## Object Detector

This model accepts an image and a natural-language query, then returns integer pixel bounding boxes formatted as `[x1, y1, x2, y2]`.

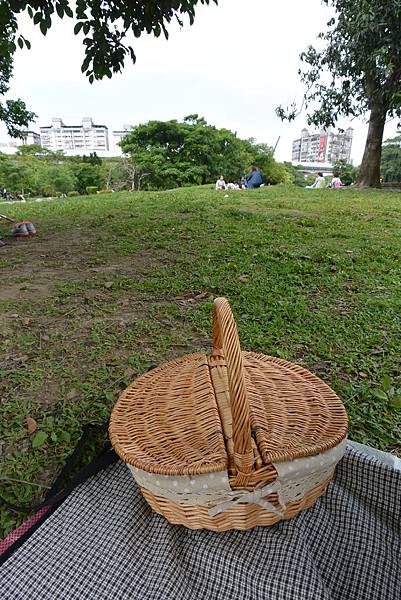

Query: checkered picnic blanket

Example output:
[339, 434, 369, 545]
[1, 445, 400, 600]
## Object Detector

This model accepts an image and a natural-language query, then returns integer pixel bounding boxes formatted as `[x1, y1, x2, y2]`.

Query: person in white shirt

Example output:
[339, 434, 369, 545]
[215, 176, 226, 191]
[306, 172, 326, 189]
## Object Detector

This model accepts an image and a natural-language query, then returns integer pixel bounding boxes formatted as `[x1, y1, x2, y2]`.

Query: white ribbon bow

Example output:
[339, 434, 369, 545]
[208, 480, 286, 518]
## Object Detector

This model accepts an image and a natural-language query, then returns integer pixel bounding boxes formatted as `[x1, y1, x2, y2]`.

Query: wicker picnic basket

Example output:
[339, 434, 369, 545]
[109, 298, 348, 531]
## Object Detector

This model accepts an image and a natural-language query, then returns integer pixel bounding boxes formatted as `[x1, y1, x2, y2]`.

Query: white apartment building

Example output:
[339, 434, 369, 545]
[21, 131, 41, 146]
[292, 127, 353, 164]
[112, 126, 133, 147]
[40, 118, 109, 152]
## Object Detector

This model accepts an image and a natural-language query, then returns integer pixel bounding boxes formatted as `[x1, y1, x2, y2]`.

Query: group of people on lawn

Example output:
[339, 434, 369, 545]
[216, 167, 344, 191]
[306, 172, 344, 189]
[215, 166, 264, 191]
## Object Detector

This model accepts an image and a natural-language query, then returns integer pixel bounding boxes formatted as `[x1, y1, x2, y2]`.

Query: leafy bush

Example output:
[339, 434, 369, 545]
[305, 174, 319, 186]
[332, 160, 359, 185]
[253, 154, 293, 185]
[381, 138, 401, 182]
[98, 189, 113, 194]
[284, 162, 308, 187]
[86, 186, 99, 195]
[68, 191, 79, 197]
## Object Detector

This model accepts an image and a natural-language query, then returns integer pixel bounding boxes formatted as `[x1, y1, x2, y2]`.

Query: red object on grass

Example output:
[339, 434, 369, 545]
[0, 508, 49, 556]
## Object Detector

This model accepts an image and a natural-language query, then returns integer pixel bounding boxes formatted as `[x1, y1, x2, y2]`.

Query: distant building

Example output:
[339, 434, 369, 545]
[21, 131, 41, 146]
[40, 118, 109, 152]
[112, 126, 133, 149]
[292, 128, 353, 164]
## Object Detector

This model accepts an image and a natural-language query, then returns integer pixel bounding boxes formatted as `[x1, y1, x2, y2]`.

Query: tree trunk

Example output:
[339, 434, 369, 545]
[357, 104, 387, 187]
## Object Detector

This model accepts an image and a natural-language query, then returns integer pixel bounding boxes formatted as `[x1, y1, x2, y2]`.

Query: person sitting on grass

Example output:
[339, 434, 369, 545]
[215, 175, 226, 191]
[245, 166, 263, 189]
[306, 172, 326, 189]
[330, 172, 343, 188]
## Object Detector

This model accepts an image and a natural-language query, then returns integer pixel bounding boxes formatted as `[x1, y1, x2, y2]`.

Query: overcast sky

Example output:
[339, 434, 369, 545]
[4, 0, 399, 162]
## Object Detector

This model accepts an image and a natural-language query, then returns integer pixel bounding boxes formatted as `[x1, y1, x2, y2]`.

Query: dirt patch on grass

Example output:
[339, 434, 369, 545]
[1, 228, 176, 303]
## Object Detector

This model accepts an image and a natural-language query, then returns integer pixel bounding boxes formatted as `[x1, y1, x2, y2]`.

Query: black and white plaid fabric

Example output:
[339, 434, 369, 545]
[1, 446, 400, 600]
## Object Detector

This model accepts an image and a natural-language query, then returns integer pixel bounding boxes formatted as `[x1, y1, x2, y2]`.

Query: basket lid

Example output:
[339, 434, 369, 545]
[109, 298, 348, 478]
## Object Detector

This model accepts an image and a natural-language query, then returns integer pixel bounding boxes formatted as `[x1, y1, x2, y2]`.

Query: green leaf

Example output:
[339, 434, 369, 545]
[371, 389, 388, 401]
[60, 431, 71, 443]
[64, 5, 74, 18]
[32, 431, 48, 448]
[39, 21, 48, 36]
[56, 3, 64, 18]
[17, 38, 23, 49]
[74, 22, 83, 35]
[33, 12, 42, 25]
[381, 375, 392, 392]
[390, 396, 401, 410]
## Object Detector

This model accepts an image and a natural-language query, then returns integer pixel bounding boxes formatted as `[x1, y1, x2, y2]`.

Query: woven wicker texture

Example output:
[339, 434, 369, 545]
[109, 297, 348, 530]
[140, 477, 331, 532]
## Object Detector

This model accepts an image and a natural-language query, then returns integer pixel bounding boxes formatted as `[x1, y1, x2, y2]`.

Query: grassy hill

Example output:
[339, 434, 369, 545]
[1, 185, 400, 534]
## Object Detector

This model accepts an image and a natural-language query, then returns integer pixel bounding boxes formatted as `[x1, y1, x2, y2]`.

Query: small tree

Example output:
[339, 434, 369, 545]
[277, 0, 401, 188]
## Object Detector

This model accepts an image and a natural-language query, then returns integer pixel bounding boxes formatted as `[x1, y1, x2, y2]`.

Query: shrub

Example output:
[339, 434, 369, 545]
[98, 189, 113, 194]
[86, 186, 99, 195]
[68, 191, 79, 197]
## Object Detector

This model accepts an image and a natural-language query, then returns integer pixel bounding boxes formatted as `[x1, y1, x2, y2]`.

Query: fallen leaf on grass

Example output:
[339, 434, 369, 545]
[391, 396, 401, 410]
[32, 431, 48, 449]
[238, 274, 249, 283]
[124, 367, 136, 378]
[21, 317, 31, 327]
[104, 281, 114, 289]
[27, 416, 37, 434]
[66, 389, 79, 400]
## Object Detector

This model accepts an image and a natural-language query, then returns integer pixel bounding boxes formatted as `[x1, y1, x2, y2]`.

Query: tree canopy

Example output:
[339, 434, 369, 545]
[119, 116, 293, 190]
[0, 1, 217, 136]
[277, 0, 401, 187]
[119, 116, 255, 189]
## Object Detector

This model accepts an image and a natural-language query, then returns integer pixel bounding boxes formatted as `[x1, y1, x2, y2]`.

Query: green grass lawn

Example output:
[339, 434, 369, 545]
[1, 185, 400, 536]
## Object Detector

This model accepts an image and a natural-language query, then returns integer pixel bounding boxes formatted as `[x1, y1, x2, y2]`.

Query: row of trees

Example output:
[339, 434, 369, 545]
[0, 117, 297, 196]
[2, 1, 401, 188]
[0, 147, 104, 196]
[2, 115, 397, 196]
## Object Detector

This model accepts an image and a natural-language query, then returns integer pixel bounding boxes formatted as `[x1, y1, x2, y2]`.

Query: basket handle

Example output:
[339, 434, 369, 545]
[212, 298, 254, 476]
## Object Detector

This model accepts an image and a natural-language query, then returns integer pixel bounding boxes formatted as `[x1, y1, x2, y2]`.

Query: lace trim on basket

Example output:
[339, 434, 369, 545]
[128, 438, 347, 516]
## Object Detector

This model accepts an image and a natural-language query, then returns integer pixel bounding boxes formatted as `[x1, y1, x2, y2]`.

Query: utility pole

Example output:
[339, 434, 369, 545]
[272, 136, 281, 156]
